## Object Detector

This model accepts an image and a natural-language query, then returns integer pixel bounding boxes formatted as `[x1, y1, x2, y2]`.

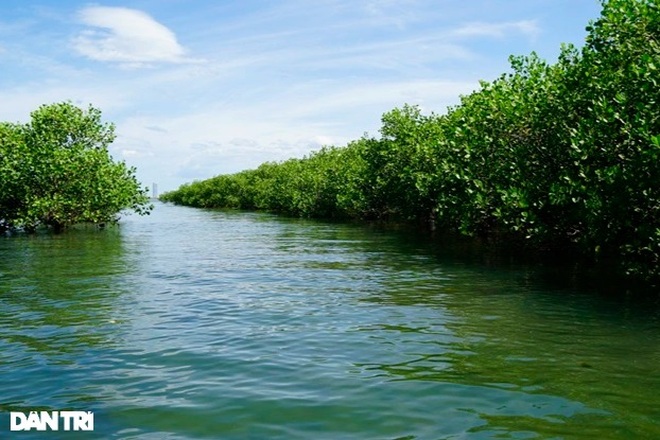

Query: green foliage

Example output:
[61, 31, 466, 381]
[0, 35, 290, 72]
[0, 102, 152, 232]
[161, 0, 660, 283]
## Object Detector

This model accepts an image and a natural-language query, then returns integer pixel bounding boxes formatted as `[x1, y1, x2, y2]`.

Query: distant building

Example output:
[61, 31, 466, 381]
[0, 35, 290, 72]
[152, 183, 158, 199]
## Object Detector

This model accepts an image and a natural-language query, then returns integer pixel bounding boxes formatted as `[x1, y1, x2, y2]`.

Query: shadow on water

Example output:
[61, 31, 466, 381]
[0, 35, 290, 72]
[0, 226, 134, 413]
[312, 225, 660, 439]
[247, 213, 660, 439]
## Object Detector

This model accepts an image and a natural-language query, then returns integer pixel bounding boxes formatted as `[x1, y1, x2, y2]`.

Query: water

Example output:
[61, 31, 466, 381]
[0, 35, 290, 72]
[0, 202, 658, 439]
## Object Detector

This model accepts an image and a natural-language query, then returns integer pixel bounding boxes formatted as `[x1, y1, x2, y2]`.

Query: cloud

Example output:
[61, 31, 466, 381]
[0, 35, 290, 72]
[0, 84, 132, 123]
[105, 74, 477, 192]
[453, 20, 540, 39]
[120, 149, 140, 157]
[73, 6, 191, 65]
[363, 0, 419, 29]
[271, 79, 477, 122]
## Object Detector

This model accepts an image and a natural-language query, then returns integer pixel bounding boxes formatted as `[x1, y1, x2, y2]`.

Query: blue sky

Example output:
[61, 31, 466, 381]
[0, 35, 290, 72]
[1, 0, 603, 193]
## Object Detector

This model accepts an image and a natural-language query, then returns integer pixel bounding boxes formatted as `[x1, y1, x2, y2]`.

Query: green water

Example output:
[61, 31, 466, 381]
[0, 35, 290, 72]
[0, 203, 658, 439]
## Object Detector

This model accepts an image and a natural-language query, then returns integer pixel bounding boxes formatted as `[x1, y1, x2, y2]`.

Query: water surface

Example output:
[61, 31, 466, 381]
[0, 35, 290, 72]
[0, 202, 658, 439]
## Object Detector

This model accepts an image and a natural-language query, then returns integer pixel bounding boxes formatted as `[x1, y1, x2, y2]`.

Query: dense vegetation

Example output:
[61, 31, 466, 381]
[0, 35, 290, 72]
[161, 0, 660, 282]
[0, 102, 152, 232]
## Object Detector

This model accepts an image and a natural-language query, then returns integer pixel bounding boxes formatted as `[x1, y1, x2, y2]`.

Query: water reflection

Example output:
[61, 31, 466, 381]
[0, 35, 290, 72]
[344, 236, 660, 438]
[1, 204, 658, 439]
[0, 227, 133, 411]
[259, 217, 660, 438]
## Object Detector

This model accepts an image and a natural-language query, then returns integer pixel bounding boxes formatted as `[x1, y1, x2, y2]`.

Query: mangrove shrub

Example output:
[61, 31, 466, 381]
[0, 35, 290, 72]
[161, 0, 660, 282]
[0, 102, 152, 232]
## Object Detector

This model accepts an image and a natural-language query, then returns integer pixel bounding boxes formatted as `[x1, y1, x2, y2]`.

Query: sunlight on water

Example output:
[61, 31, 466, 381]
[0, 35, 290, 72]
[0, 202, 658, 439]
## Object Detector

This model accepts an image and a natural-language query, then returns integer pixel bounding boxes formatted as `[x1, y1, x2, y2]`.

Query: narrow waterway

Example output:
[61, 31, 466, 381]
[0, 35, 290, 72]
[0, 202, 658, 439]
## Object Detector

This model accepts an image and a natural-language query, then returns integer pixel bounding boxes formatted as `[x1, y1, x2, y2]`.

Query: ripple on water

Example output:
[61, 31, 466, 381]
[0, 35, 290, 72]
[0, 204, 658, 439]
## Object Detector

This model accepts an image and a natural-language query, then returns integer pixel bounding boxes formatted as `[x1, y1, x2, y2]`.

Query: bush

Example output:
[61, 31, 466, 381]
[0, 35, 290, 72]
[0, 102, 152, 232]
[160, 0, 660, 282]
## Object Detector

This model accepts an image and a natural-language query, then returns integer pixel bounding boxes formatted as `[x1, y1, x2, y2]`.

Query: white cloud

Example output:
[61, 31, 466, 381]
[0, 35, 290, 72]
[363, 0, 419, 29]
[106, 76, 477, 191]
[120, 149, 140, 157]
[453, 20, 540, 39]
[270, 79, 477, 122]
[73, 6, 191, 65]
[0, 84, 132, 123]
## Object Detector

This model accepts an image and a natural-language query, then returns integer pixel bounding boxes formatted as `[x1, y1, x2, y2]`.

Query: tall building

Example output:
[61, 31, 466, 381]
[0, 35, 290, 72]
[152, 183, 158, 199]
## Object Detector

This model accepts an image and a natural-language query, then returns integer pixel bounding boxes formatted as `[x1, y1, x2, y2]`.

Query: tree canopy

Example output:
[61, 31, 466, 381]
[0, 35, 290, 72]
[0, 102, 152, 232]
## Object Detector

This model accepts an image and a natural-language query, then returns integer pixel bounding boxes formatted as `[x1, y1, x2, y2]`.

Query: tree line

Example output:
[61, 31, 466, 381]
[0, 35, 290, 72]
[0, 102, 152, 233]
[161, 0, 660, 282]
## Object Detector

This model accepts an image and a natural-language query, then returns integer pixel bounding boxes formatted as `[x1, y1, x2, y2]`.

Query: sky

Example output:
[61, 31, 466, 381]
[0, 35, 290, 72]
[0, 0, 603, 193]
